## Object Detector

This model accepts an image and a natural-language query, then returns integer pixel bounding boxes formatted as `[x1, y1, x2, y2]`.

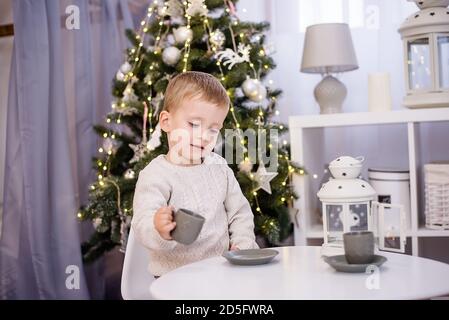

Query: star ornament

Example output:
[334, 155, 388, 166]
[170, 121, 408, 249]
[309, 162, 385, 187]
[254, 165, 278, 194]
[129, 143, 148, 163]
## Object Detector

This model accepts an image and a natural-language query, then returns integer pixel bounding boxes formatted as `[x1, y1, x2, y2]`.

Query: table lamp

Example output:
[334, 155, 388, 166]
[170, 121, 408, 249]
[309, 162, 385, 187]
[301, 23, 359, 114]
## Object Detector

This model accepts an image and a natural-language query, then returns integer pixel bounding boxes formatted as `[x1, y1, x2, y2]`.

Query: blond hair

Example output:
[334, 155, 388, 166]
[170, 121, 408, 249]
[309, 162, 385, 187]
[163, 71, 230, 112]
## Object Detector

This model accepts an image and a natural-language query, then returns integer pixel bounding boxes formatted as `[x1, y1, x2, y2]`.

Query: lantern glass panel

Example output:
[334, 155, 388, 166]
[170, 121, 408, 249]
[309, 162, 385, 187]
[381, 206, 403, 251]
[407, 38, 431, 90]
[326, 204, 343, 244]
[437, 35, 449, 89]
[348, 203, 369, 232]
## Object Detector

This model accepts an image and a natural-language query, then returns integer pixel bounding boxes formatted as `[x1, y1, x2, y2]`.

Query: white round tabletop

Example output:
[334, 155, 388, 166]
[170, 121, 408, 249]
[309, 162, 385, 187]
[150, 246, 449, 300]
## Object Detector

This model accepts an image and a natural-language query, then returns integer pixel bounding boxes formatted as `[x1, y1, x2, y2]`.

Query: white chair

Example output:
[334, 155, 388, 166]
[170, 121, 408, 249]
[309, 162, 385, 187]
[121, 226, 155, 300]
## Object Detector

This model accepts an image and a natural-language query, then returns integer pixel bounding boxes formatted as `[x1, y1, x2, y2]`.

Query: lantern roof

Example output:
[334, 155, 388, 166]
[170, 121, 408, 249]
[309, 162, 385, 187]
[413, 0, 449, 10]
[329, 156, 363, 168]
[398, 7, 449, 38]
[329, 155, 364, 179]
[317, 178, 376, 202]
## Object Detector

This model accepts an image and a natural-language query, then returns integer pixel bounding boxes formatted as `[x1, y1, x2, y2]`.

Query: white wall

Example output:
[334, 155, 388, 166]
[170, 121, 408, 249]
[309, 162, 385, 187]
[237, 0, 417, 120]
[0, 0, 13, 232]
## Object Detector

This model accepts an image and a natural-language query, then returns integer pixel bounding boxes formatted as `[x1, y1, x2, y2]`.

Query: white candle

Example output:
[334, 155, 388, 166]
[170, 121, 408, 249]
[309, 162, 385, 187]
[368, 72, 392, 112]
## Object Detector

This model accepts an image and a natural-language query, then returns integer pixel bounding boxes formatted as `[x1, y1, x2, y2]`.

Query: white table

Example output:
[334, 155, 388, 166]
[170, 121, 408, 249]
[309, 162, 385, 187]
[150, 246, 449, 300]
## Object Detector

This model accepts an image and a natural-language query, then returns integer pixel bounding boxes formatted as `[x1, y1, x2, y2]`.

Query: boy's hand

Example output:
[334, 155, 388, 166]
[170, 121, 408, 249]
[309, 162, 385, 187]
[154, 206, 176, 240]
[230, 244, 239, 251]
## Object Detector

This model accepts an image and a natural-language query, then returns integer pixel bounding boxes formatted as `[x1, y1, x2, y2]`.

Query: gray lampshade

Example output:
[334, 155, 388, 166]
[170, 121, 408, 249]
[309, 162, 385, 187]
[301, 23, 359, 74]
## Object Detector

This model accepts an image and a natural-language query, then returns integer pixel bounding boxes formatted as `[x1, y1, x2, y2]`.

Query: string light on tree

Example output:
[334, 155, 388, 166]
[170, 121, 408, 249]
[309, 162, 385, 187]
[162, 46, 181, 66]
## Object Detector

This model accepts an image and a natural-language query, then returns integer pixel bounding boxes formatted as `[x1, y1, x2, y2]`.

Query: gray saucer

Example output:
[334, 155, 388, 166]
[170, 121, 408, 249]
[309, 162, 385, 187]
[222, 249, 279, 266]
[323, 255, 387, 273]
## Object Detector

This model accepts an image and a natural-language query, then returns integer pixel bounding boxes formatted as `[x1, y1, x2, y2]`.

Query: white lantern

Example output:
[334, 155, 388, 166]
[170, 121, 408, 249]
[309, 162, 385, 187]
[398, 1, 449, 108]
[317, 156, 407, 256]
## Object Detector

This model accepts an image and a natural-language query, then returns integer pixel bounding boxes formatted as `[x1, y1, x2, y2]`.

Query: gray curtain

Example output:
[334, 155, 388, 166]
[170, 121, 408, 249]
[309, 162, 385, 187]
[0, 0, 136, 299]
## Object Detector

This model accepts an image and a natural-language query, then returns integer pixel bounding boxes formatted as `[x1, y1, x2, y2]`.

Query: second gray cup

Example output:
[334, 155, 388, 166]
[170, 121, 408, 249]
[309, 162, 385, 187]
[343, 231, 375, 264]
[170, 208, 205, 245]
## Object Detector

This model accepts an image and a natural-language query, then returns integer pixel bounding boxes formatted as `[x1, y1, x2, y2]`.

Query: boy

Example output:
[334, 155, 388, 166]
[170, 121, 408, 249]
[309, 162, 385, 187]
[132, 71, 258, 277]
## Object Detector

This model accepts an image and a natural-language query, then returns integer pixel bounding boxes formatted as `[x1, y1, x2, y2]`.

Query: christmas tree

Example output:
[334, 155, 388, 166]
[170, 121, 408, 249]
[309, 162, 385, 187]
[78, 0, 304, 263]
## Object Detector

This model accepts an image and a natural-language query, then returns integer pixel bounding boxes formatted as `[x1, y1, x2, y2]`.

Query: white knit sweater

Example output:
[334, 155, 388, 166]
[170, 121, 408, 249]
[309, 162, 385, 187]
[131, 152, 259, 276]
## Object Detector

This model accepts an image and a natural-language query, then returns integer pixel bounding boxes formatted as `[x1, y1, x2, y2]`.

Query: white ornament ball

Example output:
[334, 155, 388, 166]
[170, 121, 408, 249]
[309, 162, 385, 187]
[210, 29, 226, 48]
[120, 62, 132, 74]
[103, 138, 114, 151]
[234, 87, 244, 98]
[162, 46, 181, 66]
[124, 169, 136, 180]
[242, 78, 260, 99]
[253, 84, 267, 103]
[238, 159, 253, 173]
[242, 78, 267, 102]
[157, 4, 167, 16]
[174, 27, 193, 44]
[116, 70, 125, 81]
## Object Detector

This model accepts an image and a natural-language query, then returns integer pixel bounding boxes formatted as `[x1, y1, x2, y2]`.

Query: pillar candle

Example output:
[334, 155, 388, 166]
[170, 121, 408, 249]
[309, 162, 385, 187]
[368, 72, 392, 112]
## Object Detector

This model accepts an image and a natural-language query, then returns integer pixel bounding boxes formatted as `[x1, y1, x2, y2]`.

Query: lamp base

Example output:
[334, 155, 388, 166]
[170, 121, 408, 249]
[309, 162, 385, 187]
[314, 75, 347, 114]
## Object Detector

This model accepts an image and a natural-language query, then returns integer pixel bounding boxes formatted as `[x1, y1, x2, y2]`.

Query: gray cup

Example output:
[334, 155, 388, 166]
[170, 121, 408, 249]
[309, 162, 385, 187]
[170, 208, 205, 245]
[343, 231, 375, 264]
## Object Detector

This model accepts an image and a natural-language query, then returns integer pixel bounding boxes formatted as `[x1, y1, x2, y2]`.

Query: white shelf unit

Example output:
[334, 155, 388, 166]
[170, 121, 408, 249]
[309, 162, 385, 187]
[289, 108, 449, 257]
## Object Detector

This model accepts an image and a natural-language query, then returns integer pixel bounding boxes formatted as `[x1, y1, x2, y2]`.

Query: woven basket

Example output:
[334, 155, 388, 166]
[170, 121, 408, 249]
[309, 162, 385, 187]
[424, 163, 449, 230]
